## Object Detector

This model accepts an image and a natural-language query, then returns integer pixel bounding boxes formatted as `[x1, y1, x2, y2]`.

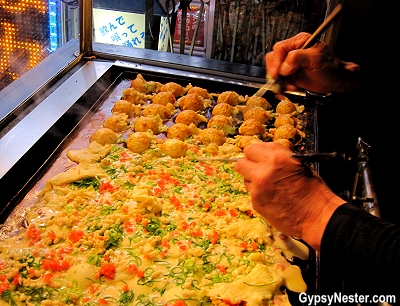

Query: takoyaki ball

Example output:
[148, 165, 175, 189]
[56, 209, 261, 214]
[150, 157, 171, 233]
[273, 138, 294, 151]
[246, 96, 271, 109]
[132, 116, 160, 134]
[103, 113, 129, 132]
[142, 103, 175, 120]
[152, 91, 177, 106]
[274, 114, 295, 128]
[90, 127, 118, 145]
[207, 114, 233, 130]
[160, 82, 188, 97]
[178, 94, 206, 111]
[212, 102, 236, 117]
[187, 86, 212, 99]
[238, 119, 266, 136]
[236, 135, 262, 149]
[243, 107, 271, 124]
[121, 88, 150, 105]
[167, 123, 193, 141]
[175, 110, 207, 126]
[130, 74, 161, 94]
[199, 128, 226, 146]
[111, 100, 141, 117]
[217, 91, 245, 106]
[218, 143, 242, 155]
[276, 98, 297, 114]
[160, 139, 188, 158]
[274, 124, 297, 141]
[126, 132, 151, 153]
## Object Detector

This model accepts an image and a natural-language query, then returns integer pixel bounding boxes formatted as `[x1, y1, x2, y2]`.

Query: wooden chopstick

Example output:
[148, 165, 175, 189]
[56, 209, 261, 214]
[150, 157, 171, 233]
[300, 3, 343, 49]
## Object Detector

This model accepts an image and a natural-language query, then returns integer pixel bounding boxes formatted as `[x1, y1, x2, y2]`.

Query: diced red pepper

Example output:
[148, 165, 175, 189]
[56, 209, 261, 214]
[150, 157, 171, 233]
[98, 262, 116, 280]
[42, 259, 71, 272]
[214, 209, 225, 216]
[170, 195, 182, 210]
[229, 209, 238, 217]
[69, 230, 84, 243]
[0, 282, 10, 295]
[27, 225, 42, 245]
[99, 181, 118, 193]
[209, 230, 219, 245]
[99, 298, 109, 305]
[43, 273, 54, 284]
[216, 264, 227, 274]
[47, 231, 56, 241]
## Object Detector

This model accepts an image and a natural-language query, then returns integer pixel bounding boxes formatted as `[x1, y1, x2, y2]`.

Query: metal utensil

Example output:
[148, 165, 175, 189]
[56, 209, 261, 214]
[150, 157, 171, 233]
[196, 152, 338, 163]
[252, 77, 279, 97]
[252, 3, 343, 97]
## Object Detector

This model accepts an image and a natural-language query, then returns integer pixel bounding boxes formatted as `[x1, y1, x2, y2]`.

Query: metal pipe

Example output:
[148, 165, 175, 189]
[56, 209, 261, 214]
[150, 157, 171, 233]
[79, 0, 93, 56]
[189, 0, 205, 56]
[180, 1, 188, 54]
[230, 0, 239, 62]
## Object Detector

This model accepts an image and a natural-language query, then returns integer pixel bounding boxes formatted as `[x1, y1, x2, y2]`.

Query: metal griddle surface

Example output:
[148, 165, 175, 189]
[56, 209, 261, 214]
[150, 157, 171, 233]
[0, 67, 319, 303]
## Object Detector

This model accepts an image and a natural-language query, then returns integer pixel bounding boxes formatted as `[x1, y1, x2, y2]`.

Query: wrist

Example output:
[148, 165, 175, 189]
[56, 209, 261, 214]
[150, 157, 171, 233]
[301, 194, 346, 251]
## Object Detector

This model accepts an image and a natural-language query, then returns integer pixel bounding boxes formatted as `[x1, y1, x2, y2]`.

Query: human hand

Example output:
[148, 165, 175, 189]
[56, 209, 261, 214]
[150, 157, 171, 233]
[234, 142, 345, 250]
[265, 32, 360, 94]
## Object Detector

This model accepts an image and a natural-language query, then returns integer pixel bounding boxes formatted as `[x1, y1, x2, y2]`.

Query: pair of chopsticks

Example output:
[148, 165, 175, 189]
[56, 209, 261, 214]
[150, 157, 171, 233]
[196, 152, 338, 163]
[253, 3, 343, 97]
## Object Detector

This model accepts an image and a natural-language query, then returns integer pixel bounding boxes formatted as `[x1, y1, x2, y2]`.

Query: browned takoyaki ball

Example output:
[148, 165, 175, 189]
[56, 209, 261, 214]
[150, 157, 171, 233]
[211, 102, 236, 117]
[175, 110, 207, 126]
[236, 135, 263, 149]
[198, 128, 226, 146]
[246, 96, 271, 109]
[217, 91, 245, 106]
[273, 124, 297, 141]
[126, 132, 152, 153]
[273, 138, 294, 151]
[142, 103, 175, 120]
[159, 82, 187, 97]
[243, 107, 271, 124]
[187, 86, 212, 99]
[130, 74, 162, 94]
[121, 88, 150, 105]
[274, 114, 295, 128]
[160, 138, 188, 158]
[207, 114, 233, 130]
[276, 98, 297, 114]
[167, 123, 194, 141]
[132, 116, 160, 134]
[103, 113, 129, 132]
[151, 91, 177, 106]
[90, 127, 118, 145]
[111, 100, 141, 117]
[177, 94, 206, 112]
[238, 119, 266, 136]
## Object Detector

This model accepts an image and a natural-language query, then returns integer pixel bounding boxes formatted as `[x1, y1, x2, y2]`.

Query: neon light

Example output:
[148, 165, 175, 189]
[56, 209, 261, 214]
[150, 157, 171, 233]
[48, 0, 58, 51]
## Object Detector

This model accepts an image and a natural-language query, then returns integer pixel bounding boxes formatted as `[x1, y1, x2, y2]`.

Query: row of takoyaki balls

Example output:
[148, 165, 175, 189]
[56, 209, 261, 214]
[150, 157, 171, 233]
[89, 74, 305, 158]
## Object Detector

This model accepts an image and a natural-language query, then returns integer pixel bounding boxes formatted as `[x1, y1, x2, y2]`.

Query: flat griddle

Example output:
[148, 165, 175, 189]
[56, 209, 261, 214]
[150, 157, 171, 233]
[0, 65, 320, 304]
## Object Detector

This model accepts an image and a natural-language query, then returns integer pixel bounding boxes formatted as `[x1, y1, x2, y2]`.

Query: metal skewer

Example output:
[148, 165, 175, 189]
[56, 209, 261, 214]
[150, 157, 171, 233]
[196, 152, 338, 163]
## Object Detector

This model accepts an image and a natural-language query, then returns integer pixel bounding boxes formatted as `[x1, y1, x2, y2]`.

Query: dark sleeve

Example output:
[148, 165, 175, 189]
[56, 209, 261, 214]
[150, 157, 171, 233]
[320, 203, 400, 297]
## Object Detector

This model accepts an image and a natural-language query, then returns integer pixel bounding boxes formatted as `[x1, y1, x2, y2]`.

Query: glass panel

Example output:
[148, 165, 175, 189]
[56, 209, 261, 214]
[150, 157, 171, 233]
[0, 0, 79, 91]
[92, 0, 326, 67]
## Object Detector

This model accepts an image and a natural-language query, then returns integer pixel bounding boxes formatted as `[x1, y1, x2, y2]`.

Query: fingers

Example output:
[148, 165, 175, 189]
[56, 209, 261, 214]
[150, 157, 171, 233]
[266, 32, 312, 79]
[243, 142, 292, 162]
[234, 142, 294, 183]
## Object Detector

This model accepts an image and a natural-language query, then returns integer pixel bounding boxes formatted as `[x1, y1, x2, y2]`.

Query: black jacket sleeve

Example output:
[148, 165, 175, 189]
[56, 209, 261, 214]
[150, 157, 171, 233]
[320, 203, 400, 298]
